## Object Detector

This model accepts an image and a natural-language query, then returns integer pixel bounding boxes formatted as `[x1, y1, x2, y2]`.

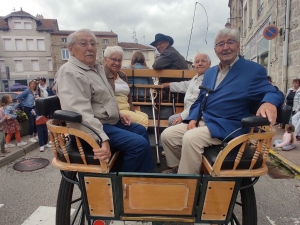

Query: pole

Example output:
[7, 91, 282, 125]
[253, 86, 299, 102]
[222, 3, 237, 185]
[150, 88, 160, 164]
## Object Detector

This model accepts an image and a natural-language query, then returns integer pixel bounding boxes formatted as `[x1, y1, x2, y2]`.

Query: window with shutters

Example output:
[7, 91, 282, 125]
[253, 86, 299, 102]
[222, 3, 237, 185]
[31, 60, 39, 71]
[15, 60, 23, 72]
[0, 60, 5, 72]
[4, 39, 12, 50]
[48, 59, 53, 71]
[26, 39, 34, 51]
[37, 39, 45, 51]
[14, 22, 22, 29]
[15, 39, 23, 51]
[24, 22, 32, 29]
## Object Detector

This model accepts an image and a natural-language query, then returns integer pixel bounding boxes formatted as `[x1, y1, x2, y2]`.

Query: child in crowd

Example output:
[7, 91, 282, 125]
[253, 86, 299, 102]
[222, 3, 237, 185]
[0, 106, 11, 156]
[32, 109, 51, 152]
[2, 94, 27, 148]
[273, 124, 296, 151]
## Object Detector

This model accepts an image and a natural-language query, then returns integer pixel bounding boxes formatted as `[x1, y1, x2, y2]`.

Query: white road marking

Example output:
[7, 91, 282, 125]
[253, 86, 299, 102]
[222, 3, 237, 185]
[0, 204, 3, 208]
[21, 206, 75, 225]
[266, 216, 277, 225]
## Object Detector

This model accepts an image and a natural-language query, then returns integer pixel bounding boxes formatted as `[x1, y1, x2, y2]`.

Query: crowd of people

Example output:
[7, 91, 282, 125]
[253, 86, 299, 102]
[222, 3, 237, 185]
[0, 77, 54, 157]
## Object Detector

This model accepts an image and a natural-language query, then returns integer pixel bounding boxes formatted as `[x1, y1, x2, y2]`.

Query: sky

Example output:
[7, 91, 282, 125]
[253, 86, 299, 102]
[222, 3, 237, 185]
[0, 0, 230, 65]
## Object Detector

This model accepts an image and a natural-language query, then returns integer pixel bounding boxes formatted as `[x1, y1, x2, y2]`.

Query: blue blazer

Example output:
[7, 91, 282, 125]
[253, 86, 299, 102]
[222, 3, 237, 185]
[185, 57, 284, 140]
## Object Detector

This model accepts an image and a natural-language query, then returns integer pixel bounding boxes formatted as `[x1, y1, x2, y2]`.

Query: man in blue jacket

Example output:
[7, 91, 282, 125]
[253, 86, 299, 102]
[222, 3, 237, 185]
[161, 28, 284, 174]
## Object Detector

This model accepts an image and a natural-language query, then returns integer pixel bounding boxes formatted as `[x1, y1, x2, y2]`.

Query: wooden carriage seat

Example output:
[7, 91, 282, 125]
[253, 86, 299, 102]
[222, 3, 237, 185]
[202, 105, 292, 177]
[35, 96, 119, 173]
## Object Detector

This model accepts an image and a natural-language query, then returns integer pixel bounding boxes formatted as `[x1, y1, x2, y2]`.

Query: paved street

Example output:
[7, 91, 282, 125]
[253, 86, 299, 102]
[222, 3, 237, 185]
[0, 145, 300, 225]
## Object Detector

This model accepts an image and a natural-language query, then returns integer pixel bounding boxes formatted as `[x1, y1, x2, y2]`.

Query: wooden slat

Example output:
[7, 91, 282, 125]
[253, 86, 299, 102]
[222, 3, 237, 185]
[201, 181, 235, 220]
[122, 69, 195, 79]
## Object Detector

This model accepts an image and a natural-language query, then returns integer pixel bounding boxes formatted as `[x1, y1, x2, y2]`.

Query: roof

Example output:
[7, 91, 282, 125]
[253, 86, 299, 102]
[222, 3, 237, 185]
[0, 17, 9, 30]
[51, 30, 117, 37]
[118, 42, 155, 50]
[3, 10, 38, 21]
[37, 19, 59, 32]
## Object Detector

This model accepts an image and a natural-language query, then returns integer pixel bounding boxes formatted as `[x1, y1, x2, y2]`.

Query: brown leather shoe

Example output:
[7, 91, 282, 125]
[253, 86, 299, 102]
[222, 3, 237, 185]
[162, 167, 178, 174]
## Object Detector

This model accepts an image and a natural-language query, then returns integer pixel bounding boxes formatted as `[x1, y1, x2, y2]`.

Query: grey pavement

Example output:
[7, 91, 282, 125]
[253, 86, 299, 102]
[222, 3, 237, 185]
[1, 128, 300, 178]
[0, 135, 39, 168]
[270, 125, 300, 178]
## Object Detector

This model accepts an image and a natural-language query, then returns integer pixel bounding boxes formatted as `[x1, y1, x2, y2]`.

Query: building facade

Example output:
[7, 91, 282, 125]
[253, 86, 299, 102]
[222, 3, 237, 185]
[228, 0, 300, 93]
[118, 42, 156, 68]
[51, 30, 118, 76]
[0, 10, 56, 91]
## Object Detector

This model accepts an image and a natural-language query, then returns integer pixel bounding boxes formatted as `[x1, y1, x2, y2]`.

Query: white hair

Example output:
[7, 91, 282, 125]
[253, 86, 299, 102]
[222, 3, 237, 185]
[194, 52, 211, 63]
[67, 29, 97, 46]
[104, 46, 124, 58]
[214, 28, 240, 45]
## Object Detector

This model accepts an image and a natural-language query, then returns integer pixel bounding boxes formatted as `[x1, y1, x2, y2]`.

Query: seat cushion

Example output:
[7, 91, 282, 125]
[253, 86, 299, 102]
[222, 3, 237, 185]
[203, 144, 263, 170]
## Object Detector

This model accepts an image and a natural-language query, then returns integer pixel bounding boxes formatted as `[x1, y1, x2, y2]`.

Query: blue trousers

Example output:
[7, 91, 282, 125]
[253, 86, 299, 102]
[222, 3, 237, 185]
[103, 121, 154, 172]
[36, 124, 48, 147]
[24, 107, 37, 136]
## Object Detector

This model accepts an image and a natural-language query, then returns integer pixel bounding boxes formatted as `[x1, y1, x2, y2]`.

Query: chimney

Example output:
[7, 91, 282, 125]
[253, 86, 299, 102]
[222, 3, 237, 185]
[36, 14, 44, 19]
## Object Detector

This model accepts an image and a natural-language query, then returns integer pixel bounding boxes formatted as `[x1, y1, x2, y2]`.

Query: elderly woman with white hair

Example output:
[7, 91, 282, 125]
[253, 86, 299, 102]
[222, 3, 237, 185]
[54, 29, 154, 172]
[104, 46, 149, 129]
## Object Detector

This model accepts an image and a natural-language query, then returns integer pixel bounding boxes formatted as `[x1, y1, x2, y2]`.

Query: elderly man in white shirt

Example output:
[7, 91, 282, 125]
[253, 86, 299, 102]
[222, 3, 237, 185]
[162, 53, 211, 126]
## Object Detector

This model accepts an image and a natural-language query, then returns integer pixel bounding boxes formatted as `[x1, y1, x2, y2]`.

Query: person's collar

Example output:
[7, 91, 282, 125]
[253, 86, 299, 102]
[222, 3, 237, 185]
[68, 56, 97, 71]
[218, 55, 239, 71]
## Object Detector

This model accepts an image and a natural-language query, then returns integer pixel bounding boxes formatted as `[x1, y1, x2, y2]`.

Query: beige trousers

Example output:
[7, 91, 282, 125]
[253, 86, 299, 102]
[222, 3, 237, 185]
[161, 121, 222, 174]
[120, 110, 149, 129]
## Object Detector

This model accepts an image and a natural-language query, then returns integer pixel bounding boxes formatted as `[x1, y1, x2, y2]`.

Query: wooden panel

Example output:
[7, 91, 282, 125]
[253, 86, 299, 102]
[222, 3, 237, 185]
[122, 69, 195, 79]
[148, 120, 168, 128]
[201, 181, 235, 220]
[122, 177, 197, 215]
[84, 177, 115, 217]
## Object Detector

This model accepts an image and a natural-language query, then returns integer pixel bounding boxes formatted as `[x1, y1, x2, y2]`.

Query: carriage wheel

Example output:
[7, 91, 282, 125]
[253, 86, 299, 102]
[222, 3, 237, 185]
[56, 171, 89, 225]
[228, 177, 257, 225]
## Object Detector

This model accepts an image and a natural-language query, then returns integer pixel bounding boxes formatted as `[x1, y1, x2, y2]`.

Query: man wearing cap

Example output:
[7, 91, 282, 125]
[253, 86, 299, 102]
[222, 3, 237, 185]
[151, 33, 188, 71]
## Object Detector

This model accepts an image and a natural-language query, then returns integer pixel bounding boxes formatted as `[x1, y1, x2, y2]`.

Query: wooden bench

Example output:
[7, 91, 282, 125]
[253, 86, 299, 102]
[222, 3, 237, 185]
[122, 68, 196, 128]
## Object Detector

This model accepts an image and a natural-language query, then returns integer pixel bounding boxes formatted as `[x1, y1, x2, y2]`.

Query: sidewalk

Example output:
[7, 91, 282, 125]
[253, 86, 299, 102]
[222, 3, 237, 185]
[0, 135, 39, 168]
[270, 125, 300, 178]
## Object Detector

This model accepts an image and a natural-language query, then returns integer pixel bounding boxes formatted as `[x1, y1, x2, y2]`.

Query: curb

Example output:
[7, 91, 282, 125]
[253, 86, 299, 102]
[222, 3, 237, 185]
[269, 149, 300, 179]
[0, 142, 39, 168]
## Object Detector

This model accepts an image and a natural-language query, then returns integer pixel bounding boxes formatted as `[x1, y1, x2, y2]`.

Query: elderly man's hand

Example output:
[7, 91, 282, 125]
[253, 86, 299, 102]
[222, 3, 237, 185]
[162, 83, 170, 89]
[93, 140, 111, 163]
[172, 115, 183, 125]
[187, 120, 197, 130]
[256, 102, 277, 125]
[120, 113, 131, 126]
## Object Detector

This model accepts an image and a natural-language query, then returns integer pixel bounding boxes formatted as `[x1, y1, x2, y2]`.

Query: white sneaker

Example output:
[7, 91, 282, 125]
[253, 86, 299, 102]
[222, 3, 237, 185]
[40, 146, 44, 152]
[34, 136, 39, 141]
[29, 138, 37, 143]
[17, 141, 27, 147]
[48, 141, 53, 144]
[5, 143, 16, 148]
[44, 144, 52, 148]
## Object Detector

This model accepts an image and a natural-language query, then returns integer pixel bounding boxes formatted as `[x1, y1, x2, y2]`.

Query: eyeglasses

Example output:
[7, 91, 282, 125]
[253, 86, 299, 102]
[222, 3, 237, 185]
[215, 39, 237, 48]
[195, 59, 208, 63]
[108, 58, 123, 63]
[75, 41, 98, 48]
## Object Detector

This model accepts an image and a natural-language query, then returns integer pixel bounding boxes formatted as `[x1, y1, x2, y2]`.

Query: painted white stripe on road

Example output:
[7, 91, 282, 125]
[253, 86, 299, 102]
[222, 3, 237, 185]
[21, 206, 75, 225]
[0, 204, 3, 208]
[266, 216, 277, 225]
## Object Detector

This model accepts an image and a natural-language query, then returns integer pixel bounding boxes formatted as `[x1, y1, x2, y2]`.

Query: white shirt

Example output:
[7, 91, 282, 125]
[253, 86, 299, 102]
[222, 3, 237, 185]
[170, 73, 204, 120]
[114, 75, 130, 96]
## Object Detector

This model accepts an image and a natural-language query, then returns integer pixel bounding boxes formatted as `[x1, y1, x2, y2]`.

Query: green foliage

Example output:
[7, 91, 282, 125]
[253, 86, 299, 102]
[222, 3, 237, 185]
[16, 109, 28, 122]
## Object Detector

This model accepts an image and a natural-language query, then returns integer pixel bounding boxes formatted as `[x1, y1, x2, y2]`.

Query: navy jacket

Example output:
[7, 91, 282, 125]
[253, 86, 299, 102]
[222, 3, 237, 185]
[185, 57, 284, 140]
